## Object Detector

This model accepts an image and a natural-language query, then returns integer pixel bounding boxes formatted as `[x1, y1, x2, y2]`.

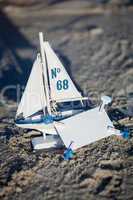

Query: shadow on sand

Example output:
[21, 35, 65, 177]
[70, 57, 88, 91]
[0, 9, 36, 100]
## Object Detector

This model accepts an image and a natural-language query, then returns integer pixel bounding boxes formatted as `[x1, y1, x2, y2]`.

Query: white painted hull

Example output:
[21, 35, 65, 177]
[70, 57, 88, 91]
[16, 122, 57, 135]
[16, 109, 83, 135]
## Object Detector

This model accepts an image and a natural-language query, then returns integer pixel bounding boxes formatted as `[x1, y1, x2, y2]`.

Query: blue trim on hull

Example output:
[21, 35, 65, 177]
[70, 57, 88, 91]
[15, 115, 63, 125]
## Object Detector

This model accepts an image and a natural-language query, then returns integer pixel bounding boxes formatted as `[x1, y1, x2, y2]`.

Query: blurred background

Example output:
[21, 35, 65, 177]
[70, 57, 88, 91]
[0, 0, 133, 106]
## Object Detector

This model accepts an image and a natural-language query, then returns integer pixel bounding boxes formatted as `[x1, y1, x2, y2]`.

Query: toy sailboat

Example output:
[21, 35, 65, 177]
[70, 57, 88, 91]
[15, 32, 117, 150]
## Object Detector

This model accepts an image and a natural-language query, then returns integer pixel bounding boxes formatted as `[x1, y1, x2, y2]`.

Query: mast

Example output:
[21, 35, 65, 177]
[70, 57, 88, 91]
[37, 53, 47, 116]
[39, 32, 51, 115]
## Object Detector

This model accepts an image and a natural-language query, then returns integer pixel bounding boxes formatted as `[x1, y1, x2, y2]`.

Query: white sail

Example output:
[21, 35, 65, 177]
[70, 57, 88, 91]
[43, 42, 82, 102]
[16, 55, 46, 118]
[55, 107, 114, 150]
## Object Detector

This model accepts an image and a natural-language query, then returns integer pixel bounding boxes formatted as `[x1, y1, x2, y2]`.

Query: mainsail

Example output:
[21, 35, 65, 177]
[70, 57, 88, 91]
[16, 55, 46, 118]
[43, 42, 82, 102]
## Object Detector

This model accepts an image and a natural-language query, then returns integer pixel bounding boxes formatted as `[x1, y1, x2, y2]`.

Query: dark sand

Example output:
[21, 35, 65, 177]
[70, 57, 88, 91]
[0, 1, 133, 199]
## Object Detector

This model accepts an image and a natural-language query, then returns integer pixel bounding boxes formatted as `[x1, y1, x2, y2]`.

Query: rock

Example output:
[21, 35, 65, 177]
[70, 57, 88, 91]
[99, 159, 123, 170]
[15, 187, 22, 193]
[94, 169, 113, 180]
[79, 178, 96, 188]
[109, 0, 132, 6]
[80, 169, 113, 194]
[0, 0, 42, 7]
[98, 0, 132, 6]
[89, 27, 104, 37]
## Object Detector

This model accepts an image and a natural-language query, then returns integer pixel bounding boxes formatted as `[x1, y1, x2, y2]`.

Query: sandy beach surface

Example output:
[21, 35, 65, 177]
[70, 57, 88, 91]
[0, 1, 133, 199]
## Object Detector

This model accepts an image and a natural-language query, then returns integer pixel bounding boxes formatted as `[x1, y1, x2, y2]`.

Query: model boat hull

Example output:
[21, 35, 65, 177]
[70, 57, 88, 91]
[15, 109, 83, 134]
